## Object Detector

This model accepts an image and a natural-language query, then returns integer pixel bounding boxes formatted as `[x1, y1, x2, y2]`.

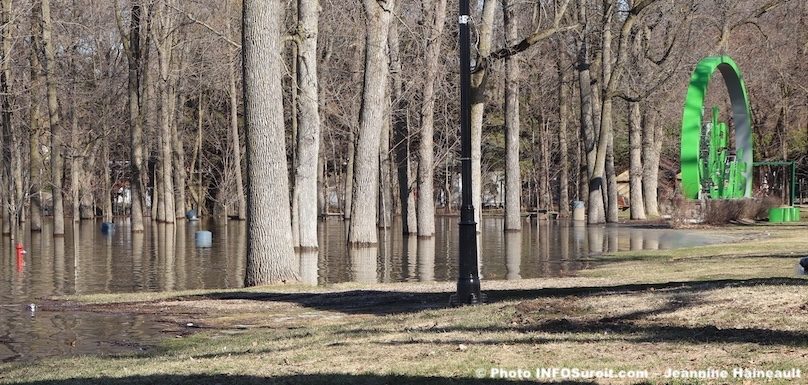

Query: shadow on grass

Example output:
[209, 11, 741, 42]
[183, 277, 808, 315]
[7, 374, 619, 385]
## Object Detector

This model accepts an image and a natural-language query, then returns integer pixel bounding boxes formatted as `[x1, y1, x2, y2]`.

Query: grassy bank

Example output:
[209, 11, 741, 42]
[2, 227, 808, 385]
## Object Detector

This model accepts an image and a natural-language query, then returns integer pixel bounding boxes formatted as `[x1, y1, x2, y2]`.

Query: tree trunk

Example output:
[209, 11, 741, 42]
[154, 0, 175, 224]
[379, 94, 393, 229]
[389, 15, 417, 234]
[628, 101, 646, 220]
[102, 127, 113, 222]
[121, 0, 147, 232]
[416, 0, 447, 237]
[172, 87, 187, 220]
[70, 96, 81, 222]
[503, 0, 522, 232]
[228, 53, 246, 221]
[556, 39, 570, 218]
[470, 0, 498, 232]
[575, 0, 604, 224]
[292, 0, 320, 248]
[41, 0, 65, 236]
[348, 0, 393, 246]
[606, 132, 618, 223]
[29, 8, 43, 231]
[242, 0, 297, 285]
[344, 129, 355, 220]
[642, 111, 661, 217]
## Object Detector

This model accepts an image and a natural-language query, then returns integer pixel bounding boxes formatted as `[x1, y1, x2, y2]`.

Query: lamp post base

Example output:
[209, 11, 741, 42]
[450, 276, 485, 307]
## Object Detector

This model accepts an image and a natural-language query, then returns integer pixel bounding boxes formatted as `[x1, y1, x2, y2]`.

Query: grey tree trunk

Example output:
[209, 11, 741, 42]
[503, 0, 522, 232]
[416, 0, 447, 237]
[154, 0, 175, 224]
[348, 0, 393, 246]
[556, 39, 570, 218]
[41, 0, 64, 236]
[120, 0, 146, 232]
[389, 16, 417, 234]
[102, 128, 113, 222]
[70, 96, 81, 222]
[470, 0, 498, 232]
[606, 133, 618, 223]
[379, 96, 392, 229]
[628, 101, 646, 219]
[172, 86, 187, 220]
[0, 0, 15, 235]
[229, 45, 246, 220]
[243, 0, 298, 285]
[292, 0, 320, 248]
[28, 14, 43, 231]
[642, 111, 661, 217]
[575, 0, 603, 224]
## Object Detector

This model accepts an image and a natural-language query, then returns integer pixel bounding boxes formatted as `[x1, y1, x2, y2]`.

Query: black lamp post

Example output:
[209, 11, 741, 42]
[451, 0, 483, 306]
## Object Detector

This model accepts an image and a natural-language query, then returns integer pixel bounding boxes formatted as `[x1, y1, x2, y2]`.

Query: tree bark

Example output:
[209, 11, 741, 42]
[292, 0, 320, 248]
[154, 0, 175, 224]
[379, 93, 393, 229]
[118, 0, 147, 232]
[348, 0, 393, 246]
[628, 101, 646, 219]
[0, 0, 14, 235]
[470, 0, 498, 232]
[41, 0, 65, 236]
[575, 0, 604, 224]
[416, 0, 447, 237]
[243, 0, 298, 285]
[556, 38, 570, 218]
[503, 0, 522, 232]
[389, 14, 417, 234]
[228, 39, 246, 220]
[29, 5, 44, 231]
[642, 110, 661, 217]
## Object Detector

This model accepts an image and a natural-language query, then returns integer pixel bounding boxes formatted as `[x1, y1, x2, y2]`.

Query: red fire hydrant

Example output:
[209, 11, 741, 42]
[16, 242, 25, 271]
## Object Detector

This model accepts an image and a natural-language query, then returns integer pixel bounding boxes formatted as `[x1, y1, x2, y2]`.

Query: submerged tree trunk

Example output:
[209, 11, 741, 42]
[416, 0, 447, 237]
[154, 0, 175, 224]
[503, 0, 522, 232]
[389, 15, 417, 234]
[628, 101, 646, 220]
[119, 0, 147, 232]
[348, 0, 393, 246]
[243, 0, 297, 285]
[228, 42, 246, 220]
[41, 0, 64, 236]
[292, 0, 320, 248]
[556, 39, 571, 218]
[642, 110, 661, 217]
[29, 13, 44, 231]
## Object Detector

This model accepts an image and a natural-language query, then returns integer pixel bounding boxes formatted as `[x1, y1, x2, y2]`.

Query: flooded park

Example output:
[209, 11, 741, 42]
[0, 217, 735, 363]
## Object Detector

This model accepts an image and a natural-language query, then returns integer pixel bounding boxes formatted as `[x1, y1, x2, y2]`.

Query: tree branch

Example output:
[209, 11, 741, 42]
[166, 3, 241, 49]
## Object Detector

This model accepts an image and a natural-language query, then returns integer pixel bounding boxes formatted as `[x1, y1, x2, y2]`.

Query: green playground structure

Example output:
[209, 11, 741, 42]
[679, 55, 800, 222]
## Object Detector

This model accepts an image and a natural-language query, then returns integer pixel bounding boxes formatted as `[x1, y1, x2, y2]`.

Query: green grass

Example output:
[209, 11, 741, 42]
[3, 226, 808, 385]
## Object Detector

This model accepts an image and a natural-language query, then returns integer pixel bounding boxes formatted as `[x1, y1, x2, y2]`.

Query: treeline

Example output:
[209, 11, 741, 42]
[0, 0, 806, 282]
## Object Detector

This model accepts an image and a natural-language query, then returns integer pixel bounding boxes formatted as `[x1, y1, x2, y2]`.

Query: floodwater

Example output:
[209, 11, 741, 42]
[0, 217, 732, 362]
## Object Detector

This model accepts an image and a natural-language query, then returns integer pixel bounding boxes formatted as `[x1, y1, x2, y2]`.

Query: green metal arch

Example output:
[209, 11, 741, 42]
[680, 55, 754, 199]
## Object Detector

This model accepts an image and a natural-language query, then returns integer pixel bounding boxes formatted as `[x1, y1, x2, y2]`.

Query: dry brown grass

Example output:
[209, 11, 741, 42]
[3, 228, 808, 385]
